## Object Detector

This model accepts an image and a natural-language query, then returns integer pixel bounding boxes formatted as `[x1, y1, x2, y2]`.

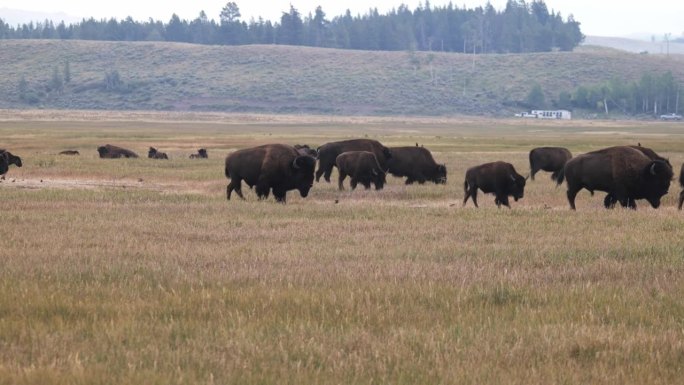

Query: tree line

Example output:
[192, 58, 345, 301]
[0, 0, 583, 53]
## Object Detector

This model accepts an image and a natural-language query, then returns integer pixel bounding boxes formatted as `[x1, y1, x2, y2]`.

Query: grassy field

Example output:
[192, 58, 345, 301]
[1, 110, 684, 384]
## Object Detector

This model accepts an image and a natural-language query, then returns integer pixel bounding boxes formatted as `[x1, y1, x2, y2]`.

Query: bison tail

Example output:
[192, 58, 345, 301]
[555, 167, 565, 186]
[224, 163, 231, 180]
[463, 179, 470, 194]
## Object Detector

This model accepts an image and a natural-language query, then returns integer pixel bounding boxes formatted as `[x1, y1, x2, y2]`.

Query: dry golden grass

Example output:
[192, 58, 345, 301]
[1, 110, 684, 384]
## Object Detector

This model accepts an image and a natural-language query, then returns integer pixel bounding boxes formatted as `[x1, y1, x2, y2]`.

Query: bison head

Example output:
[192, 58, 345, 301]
[382, 146, 392, 160]
[5, 152, 22, 167]
[510, 173, 527, 201]
[371, 168, 386, 190]
[642, 160, 673, 208]
[148, 147, 158, 158]
[292, 155, 316, 197]
[97, 146, 109, 158]
[433, 164, 447, 184]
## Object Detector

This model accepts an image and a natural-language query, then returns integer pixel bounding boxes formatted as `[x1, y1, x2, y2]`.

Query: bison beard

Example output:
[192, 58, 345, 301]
[225, 144, 316, 203]
[557, 146, 673, 210]
[463, 161, 527, 208]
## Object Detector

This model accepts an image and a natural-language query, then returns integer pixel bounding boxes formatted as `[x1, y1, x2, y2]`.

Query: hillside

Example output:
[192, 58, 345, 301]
[583, 36, 684, 55]
[1, 40, 683, 116]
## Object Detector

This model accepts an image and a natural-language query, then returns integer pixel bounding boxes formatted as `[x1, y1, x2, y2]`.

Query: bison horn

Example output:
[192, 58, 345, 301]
[650, 163, 657, 175]
[372, 169, 378, 176]
[510, 174, 516, 181]
[525, 174, 530, 181]
[292, 158, 300, 169]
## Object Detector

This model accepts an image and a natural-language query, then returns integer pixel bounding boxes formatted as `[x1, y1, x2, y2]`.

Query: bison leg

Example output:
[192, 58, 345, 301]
[405, 177, 415, 185]
[227, 179, 244, 200]
[273, 189, 286, 203]
[470, 189, 479, 208]
[499, 195, 511, 208]
[566, 186, 579, 210]
[603, 193, 617, 209]
[350, 178, 358, 190]
[255, 184, 270, 200]
[679, 190, 684, 210]
[338, 171, 347, 190]
[315, 167, 325, 182]
[323, 167, 334, 183]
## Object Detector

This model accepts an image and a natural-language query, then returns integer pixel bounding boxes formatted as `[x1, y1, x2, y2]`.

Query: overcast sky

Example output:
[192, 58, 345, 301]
[1, 0, 683, 38]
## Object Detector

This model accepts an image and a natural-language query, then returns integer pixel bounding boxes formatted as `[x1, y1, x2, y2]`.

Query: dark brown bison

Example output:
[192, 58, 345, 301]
[190, 148, 208, 159]
[316, 139, 391, 183]
[678, 163, 684, 210]
[59, 150, 80, 155]
[224, 144, 316, 203]
[148, 147, 169, 159]
[463, 161, 527, 208]
[529, 146, 572, 181]
[294, 144, 318, 158]
[97, 144, 138, 159]
[386, 146, 447, 185]
[603, 145, 672, 208]
[335, 151, 386, 190]
[0, 150, 22, 180]
[557, 146, 673, 210]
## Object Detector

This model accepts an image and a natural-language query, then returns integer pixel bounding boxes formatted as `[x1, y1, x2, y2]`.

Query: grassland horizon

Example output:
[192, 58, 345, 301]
[1, 110, 684, 384]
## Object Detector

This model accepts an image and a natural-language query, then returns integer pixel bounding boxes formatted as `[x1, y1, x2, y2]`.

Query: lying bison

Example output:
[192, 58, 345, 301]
[316, 139, 391, 183]
[190, 148, 208, 159]
[225, 144, 316, 203]
[529, 146, 572, 181]
[463, 161, 527, 208]
[603, 145, 672, 209]
[97, 144, 138, 158]
[386, 146, 446, 185]
[148, 147, 169, 159]
[0, 150, 22, 180]
[335, 151, 386, 190]
[59, 150, 80, 155]
[557, 146, 672, 210]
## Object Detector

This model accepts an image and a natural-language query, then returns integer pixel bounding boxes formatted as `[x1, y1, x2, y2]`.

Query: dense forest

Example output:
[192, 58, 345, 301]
[0, 0, 584, 53]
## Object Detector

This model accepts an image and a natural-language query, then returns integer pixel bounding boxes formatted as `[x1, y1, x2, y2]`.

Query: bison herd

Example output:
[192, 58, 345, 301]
[2, 140, 684, 211]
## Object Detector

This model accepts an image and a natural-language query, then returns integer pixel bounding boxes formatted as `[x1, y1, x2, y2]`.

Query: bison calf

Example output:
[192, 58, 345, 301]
[316, 139, 391, 183]
[225, 144, 316, 203]
[463, 161, 527, 208]
[335, 151, 386, 191]
[190, 148, 208, 159]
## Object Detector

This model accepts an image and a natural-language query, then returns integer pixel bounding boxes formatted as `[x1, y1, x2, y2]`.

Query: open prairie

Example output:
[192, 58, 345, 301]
[1, 110, 684, 384]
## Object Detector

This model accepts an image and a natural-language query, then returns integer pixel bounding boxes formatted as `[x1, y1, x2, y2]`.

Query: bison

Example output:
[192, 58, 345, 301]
[294, 144, 318, 158]
[529, 146, 572, 181]
[386, 146, 447, 185]
[603, 145, 672, 208]
[224, 144, 316, 203]
[335, 151, 386, 191]
[97, 144, 138, 159]
[463, 161, 527, 208]
[0, 150, 22, 180]
[315, 139, 391, 183]
[59, 150, 80, 155]
[190, 148, 208, 159]
[557, 146, 673, 210]
[148, 147, 169, 159]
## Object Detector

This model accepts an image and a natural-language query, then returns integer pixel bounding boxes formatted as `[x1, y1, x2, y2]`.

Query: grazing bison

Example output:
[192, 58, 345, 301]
[97, 144, 138, 159]
[224, 144, 316, 203]
[603, 145, 672, 208]
[335, 151, 386, 190]
[294, 144, 318, 158]
[316, 139, 391, 183]
[386, 146, 446, 185]
[529, 147, 572, 181]
[0, 150, 22, 180]
[678, 163, 684, 210]
[190, 148, 208, 159]
[463, 161, 527, 208]
[557, 146, 673, 210]
[148, 147, 169, 159]
[59, 150, 80, 155]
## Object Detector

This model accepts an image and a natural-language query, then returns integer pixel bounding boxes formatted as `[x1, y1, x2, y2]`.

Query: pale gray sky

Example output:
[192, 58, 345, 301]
[1, 0, 683, 38]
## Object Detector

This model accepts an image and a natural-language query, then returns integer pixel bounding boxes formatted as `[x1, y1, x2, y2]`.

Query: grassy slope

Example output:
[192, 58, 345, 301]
[1, 40, 683, 116]
[1, 111, 684, 384]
